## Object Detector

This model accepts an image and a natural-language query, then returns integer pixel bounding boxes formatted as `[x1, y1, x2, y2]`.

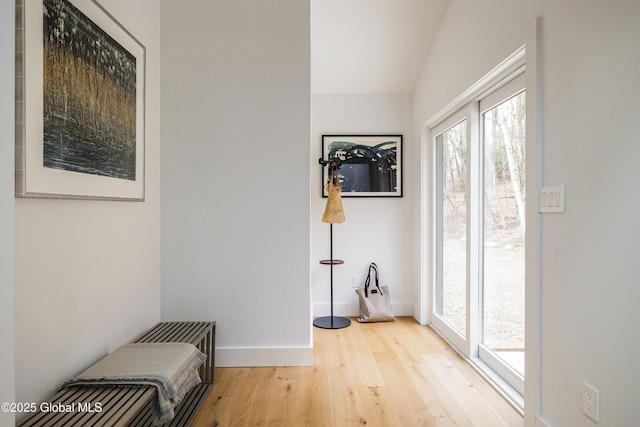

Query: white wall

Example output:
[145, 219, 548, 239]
[311, 94, 414, 317]
[14, 0, 161, 410]
[414, 0, 640, 426]
[537, 2, 640, 425]
[0, 0, 15, 425]
[160, 0, 312, 366]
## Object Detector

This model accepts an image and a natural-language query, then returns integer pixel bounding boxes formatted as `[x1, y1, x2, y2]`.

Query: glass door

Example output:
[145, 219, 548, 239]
[436, 120, 468, 338]
[431, 73, 526, 397]
[479, 78, 526, 394]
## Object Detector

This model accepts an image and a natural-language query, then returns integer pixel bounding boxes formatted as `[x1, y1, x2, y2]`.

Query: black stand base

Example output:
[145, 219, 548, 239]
[313, 316, 351, 329]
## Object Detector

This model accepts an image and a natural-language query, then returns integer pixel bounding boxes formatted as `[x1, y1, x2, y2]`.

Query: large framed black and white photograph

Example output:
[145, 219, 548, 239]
[15, 0, 145, 200]
[322, 135, 402, 197]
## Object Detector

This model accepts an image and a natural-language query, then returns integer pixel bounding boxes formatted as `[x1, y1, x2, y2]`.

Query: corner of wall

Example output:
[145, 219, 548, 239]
[1, 0, 16, 424]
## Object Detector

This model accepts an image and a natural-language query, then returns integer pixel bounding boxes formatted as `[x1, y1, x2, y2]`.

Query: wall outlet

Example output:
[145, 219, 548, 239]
[582, 382, 600, 422]
[352, 274, 362, 288]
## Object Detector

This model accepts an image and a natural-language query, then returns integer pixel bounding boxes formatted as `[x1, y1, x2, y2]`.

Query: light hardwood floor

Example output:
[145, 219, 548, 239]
[191, 317, 524, 426]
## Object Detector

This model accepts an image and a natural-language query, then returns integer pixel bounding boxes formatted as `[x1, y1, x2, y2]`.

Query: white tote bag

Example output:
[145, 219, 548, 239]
[355, 263, 395, 323]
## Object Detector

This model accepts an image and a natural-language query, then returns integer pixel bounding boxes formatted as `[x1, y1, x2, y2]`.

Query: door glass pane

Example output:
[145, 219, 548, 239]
[437, 120, 467, 336]
[482, 91, 525, 375]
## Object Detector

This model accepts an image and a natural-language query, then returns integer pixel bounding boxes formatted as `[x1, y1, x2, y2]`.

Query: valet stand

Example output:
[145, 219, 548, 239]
[314, 158, 351, 330]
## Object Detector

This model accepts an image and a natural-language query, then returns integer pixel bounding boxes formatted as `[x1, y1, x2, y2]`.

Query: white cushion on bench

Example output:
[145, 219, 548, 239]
[62, 342, 206, 424]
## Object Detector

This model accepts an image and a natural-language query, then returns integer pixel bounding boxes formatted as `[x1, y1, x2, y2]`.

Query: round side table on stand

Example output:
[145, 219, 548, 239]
[313, 255, 351, 329]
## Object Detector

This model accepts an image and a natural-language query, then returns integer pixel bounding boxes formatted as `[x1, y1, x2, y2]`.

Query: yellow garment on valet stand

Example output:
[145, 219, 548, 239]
[322, 168, 345, 224]
[315, 162, 351, 329]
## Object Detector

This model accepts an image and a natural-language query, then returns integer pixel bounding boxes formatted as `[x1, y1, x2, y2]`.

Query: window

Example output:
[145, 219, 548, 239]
[435, 118, 468, 338]
[428, 61, 528, 407]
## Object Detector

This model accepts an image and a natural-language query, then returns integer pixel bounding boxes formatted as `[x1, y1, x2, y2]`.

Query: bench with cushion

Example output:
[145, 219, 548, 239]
[18, 321, 215, 427]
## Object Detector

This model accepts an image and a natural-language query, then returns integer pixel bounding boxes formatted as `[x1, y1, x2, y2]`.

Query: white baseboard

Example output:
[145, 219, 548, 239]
[313, 301, 413, 317]
[536, 415, 553, 427]
[215, 303, 412, 368]
[215, 346, 313, 367]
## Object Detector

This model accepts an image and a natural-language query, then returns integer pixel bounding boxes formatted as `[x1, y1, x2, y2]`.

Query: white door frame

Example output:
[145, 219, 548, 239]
[418, 19, 541, 423]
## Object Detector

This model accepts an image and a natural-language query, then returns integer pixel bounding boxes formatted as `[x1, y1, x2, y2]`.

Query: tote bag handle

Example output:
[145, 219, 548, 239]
[364, 262, 383, 297]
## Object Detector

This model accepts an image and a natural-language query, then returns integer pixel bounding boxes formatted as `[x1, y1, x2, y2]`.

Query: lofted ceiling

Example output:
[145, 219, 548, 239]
[311, 0, 450, 94]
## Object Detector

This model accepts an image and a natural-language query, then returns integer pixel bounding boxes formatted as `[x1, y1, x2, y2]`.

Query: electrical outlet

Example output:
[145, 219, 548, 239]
[582, 382, 600, 422]
[352, 274, 362, 288]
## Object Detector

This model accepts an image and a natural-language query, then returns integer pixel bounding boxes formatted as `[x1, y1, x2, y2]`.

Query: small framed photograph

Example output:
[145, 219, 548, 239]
[15, 0, 146, 200]
[322, 135, 402, 197]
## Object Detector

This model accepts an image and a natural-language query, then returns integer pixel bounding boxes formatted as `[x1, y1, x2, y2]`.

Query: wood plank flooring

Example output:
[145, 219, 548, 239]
[191, 317, 523, 426]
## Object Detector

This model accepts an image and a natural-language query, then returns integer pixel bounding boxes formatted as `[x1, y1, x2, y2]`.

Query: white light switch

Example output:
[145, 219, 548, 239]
[540, 185, 565, 213]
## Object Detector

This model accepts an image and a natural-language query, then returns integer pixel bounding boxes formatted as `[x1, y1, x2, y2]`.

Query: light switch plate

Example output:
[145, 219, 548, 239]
[352, 274, 362, 288]
[540, 185, 565, 213]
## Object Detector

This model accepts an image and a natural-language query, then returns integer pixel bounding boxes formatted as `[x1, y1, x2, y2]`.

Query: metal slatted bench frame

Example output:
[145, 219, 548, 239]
[18, 321, 215, 427]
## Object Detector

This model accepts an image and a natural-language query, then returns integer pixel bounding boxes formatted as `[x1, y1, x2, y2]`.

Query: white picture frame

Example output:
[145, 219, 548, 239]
[321, 135, 402, 197]
[15, 0, 145, 200]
